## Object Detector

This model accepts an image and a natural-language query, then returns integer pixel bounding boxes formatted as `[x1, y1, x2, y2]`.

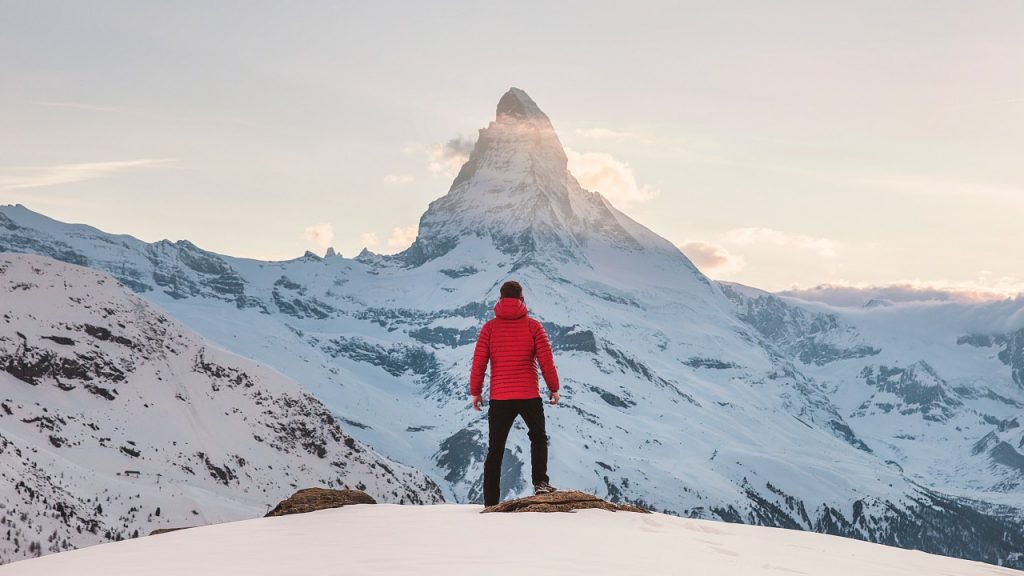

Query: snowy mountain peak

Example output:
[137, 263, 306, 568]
[405, 89, 703, 282]
[447, 87, 568, 193]
[495, 87, 551, 123]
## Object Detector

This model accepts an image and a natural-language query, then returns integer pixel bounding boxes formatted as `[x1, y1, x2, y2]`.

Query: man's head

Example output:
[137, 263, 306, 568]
[500, 280, 523, 300]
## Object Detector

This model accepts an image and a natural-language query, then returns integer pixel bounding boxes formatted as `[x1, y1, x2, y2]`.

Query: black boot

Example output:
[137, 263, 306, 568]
[533, 480, 557, 495]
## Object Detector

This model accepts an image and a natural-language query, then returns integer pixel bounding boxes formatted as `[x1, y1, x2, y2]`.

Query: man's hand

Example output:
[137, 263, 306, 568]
[549, 391, 560, 405]
[471, 395, 483, 411]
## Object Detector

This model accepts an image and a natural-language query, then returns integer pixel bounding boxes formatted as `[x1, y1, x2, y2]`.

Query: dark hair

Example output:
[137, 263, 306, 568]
[500, 280, 523, 299]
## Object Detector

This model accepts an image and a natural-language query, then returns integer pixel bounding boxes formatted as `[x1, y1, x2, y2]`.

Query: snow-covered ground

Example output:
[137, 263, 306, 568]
[2, 504, 1020, 576]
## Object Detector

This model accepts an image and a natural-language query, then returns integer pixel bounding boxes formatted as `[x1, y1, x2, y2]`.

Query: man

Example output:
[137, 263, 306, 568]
[470, 280, 560, 506]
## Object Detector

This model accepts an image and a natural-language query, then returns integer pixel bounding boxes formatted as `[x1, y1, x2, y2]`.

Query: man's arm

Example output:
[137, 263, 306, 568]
[533, 321, 560, 394]
[469, 323, 491, 401]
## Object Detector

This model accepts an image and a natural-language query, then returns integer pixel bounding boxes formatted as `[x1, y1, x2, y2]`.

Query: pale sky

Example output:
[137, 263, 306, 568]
[2, 1, 1022, 295]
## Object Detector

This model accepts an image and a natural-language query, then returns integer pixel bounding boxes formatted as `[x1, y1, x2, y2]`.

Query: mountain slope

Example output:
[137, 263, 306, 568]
[2, 504, 1021, 576]
[0, 254, 442, 563]
[1, 88, 1023, 567]
[720, 284, 1024, 510]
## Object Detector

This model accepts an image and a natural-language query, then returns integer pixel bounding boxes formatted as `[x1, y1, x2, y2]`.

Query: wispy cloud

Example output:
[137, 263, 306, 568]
[722, 227, 839, 258]
[358, 226, 418, 253]
[678, 240, 746, 276]
[0, 158, 177, 191]
[405, 136, 476, 179]
[566, 148, 659, 207]
[359, 232, 380, 250]
[780, 277, 1024, 306]
[387, 225, 418, 250]
[303, 223, 334, 250]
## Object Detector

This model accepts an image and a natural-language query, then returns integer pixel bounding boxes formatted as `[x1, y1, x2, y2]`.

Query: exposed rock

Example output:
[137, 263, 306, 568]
[149, 527, 193, 536]
[720, 284, 881, 366]
[481, 490, 649, 514]
[265, 488, 376, 517]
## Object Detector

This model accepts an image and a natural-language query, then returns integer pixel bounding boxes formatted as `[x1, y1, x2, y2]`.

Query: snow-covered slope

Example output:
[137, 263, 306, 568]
[720, 285, 1024, 509]
[0, 254, 442, 563]
[2, 504, 1021, 576]
[1, 88, 1023, 567]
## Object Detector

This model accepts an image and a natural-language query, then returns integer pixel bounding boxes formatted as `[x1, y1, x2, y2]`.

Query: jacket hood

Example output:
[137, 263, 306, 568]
[494, 297, 528, 320]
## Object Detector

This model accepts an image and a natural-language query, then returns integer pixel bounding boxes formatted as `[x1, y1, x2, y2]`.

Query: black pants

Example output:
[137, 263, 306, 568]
[483, 397, 549, 506]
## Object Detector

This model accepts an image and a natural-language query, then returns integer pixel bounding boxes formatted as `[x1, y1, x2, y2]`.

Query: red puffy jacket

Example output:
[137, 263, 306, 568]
[469, 298, 560, 400]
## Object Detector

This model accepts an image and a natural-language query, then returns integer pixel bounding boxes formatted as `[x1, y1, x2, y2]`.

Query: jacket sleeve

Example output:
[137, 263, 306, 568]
[469, 323, 491, 396]
[532, 321, 560, 392]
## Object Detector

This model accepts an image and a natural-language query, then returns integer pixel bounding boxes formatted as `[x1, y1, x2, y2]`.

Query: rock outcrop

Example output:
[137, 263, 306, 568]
[265, 488, 377, 517]
[149, 527, 192, 536]
[481, 490, 649, 514]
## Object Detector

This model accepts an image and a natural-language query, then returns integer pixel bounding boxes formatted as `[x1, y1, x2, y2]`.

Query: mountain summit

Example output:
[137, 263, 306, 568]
[404, 88, 697, 275]
[495, 86, 551, 121]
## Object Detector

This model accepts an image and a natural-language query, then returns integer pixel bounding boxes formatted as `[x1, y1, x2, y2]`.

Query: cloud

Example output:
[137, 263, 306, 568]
[387, 225, 418, 250]
[441, 136, 475, 158]
[780, 279, 1024, 307]
[383, 174, 414, 185]
[722, 227, 838, 258]
[565, 148, 659, 207]
[356, 226, 417, 254]
[406, 136, 476, 179]
[0, 158, 176, 191]
[303, 223, 335, 249]
[359, 232, 380, 249]
[678, 241, 746, 276]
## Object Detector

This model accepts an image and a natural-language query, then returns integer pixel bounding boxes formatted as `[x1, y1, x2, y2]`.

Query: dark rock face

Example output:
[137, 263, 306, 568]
[270, 275, 335, 319]
[1000, 329, 1024, 388]
[990, 441, 1024, 473]
[434, 428, 486, 484]
[482, 490, 649, 513]
[149, 527, 192, 536]
[439, 266, 478, 279]
[1, 332, 130, 388]
[354, 303, 490, 331]
[265, 488, 377, 517]
[542, 323, 598, 353]
[683, 357, 739, 370]
[855, 362, 962, 422]
[321, 337, 438, 377]
[972, 427, 1024, 485]
[496, 87, 550, 121]
[408, 326, 479, 349]
[959, 328, 1024, 389]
